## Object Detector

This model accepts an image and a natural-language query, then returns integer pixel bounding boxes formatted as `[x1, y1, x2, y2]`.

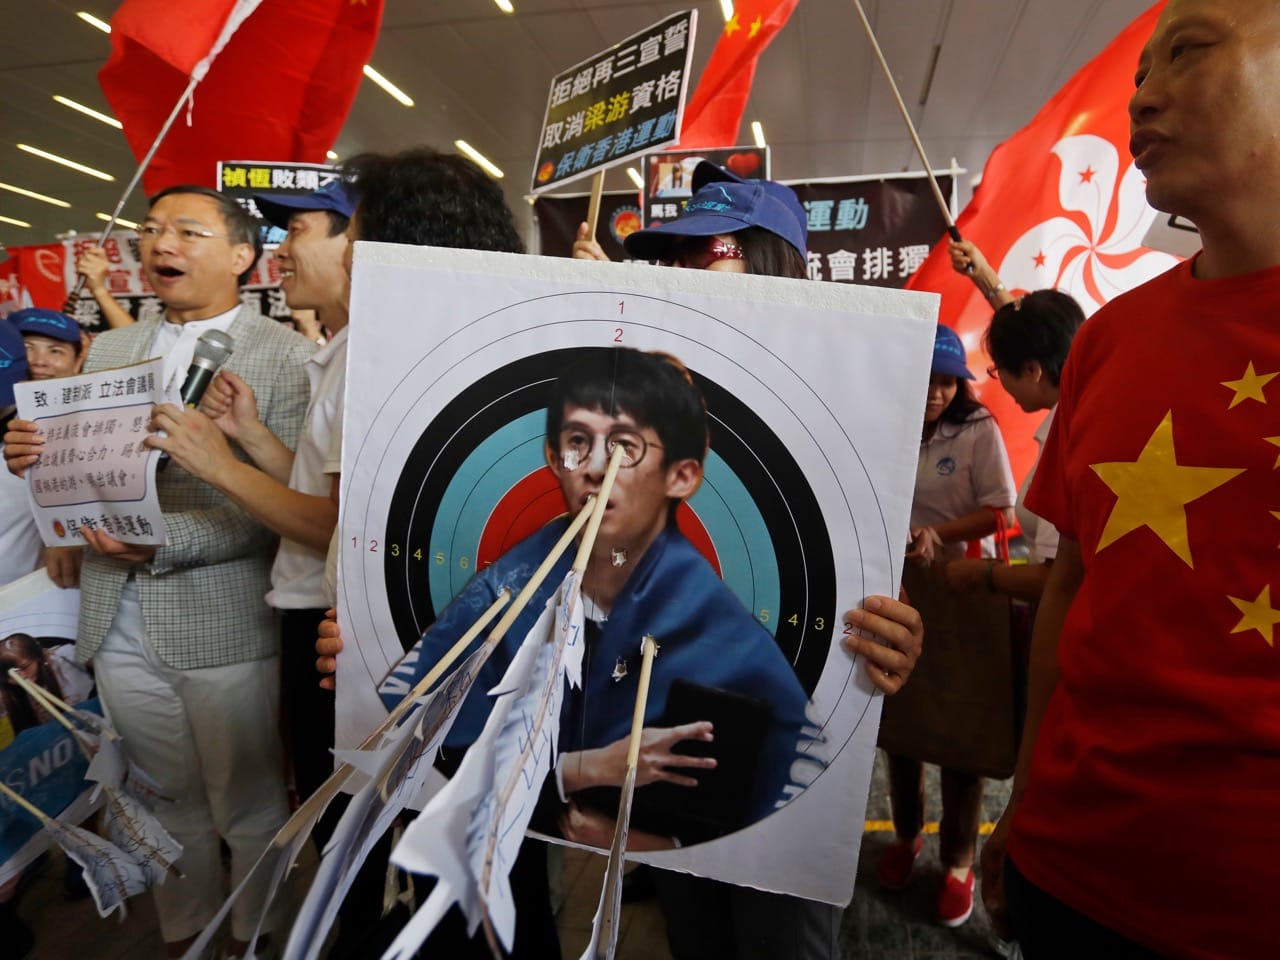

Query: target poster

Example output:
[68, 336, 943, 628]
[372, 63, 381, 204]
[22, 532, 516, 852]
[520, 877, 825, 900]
[337, 245, 937, 902]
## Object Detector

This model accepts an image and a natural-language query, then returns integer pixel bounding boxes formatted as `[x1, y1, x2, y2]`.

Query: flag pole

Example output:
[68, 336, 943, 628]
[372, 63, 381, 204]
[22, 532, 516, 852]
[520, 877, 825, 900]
[64, 75, 201, 310]
[850, 0, 968, 250]
[0, 780, 53, 824]
[7, 670, 95, 761]
[590, 634, 659, 960]
[585, 170, 607, 244]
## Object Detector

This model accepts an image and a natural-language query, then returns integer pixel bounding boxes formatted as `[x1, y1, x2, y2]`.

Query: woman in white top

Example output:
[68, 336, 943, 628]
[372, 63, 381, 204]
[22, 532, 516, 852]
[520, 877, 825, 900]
[942, 241, 1086, 599]
[879, 324, 1016, 928]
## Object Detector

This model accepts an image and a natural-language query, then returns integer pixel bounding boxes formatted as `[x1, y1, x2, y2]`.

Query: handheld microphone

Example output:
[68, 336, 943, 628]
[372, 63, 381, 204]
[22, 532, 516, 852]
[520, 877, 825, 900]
[180, 329, 235, 407]
[158, 329, 235, 472]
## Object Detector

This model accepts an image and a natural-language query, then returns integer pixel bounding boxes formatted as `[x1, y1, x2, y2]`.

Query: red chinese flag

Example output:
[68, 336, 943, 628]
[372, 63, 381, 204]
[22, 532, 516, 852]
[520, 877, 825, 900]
[906, 1, 1178, 484]
[679, 0, 800, 148]
[100, 0, 384, 194]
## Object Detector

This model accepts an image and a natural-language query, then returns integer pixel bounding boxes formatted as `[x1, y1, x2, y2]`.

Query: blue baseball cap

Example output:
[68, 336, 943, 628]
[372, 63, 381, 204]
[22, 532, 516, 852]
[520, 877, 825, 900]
[932, 324, 975, 380]
[624, 161, 808, 262]
[10, 308, 82, 345]
[0, 319, 31, 409]
[252, 178, 357, 230]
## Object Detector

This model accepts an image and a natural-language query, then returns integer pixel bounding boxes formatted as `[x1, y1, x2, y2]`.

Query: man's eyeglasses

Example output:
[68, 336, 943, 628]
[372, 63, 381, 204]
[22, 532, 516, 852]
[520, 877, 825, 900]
[662, 235, 745, 270]
[558, 427, 662, 470]
[138, 223, 229, 245]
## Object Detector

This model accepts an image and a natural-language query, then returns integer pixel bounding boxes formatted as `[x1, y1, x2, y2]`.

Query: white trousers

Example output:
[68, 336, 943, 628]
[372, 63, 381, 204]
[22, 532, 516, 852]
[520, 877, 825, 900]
[94, 580, 290, 943]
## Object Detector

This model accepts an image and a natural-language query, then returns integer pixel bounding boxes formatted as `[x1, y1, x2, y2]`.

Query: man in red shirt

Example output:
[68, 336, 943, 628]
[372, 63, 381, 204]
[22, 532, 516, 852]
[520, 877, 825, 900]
[981, 2, 1280, 957]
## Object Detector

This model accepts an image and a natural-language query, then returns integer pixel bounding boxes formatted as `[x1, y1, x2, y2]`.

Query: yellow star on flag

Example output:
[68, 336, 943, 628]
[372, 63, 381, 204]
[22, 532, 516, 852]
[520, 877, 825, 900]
[749, 15, 764, 38]
[1090, 411, 1245, 567]
[724, 14, 741, 36]
[1267, 437, 1280, 469]
[1228, 585, 1280, 646]
[1221, 362, 1278, 408]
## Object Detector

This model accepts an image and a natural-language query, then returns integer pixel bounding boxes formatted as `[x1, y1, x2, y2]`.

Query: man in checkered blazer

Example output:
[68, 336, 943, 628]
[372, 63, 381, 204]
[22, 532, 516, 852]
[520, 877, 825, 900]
[6, 186, 313, 959]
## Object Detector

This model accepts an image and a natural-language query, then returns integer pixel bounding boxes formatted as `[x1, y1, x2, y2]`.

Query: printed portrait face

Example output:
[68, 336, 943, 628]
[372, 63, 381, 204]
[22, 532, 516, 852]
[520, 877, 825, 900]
[547, 403, 701, 562]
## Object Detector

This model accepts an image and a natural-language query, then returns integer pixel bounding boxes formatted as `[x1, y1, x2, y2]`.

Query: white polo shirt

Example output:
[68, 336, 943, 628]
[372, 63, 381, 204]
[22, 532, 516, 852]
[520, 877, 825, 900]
[266, 326, 347, 609]
[911, 412, 1016, 560]
[1015, 406, 1060, 564]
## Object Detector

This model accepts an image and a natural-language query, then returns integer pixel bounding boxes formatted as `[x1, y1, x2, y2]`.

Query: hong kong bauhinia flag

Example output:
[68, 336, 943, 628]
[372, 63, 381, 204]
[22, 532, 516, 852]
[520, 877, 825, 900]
[907, 2, 1177, 481]
[100, 0, 383, 194]
[679, 0, 800, 148]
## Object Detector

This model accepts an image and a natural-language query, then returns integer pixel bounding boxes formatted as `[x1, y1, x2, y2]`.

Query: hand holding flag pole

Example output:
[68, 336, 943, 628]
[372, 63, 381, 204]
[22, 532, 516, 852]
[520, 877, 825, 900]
[580, 634, 660, 960]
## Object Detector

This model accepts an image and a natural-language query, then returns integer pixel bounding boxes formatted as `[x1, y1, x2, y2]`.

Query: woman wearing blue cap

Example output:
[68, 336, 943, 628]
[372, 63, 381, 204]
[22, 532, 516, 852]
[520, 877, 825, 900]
[573, 159, 809, 279]
[574, 163, 926, 959]
[878, 324, 1016, 927]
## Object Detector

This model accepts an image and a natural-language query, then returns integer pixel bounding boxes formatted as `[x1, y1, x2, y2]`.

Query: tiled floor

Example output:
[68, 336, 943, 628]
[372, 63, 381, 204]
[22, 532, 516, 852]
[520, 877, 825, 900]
[14, 753, 1015, 959]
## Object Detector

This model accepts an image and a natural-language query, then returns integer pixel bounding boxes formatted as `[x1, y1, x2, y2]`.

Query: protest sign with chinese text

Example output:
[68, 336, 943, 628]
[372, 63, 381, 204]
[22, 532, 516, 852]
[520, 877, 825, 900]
[532, 11, 697, 193]
[218, 160, 339, 244]
[537, 171, 955, 291]
[641, 145, 769, 225]
[14, 357, 167, 547]
[0, 235, 289, 331]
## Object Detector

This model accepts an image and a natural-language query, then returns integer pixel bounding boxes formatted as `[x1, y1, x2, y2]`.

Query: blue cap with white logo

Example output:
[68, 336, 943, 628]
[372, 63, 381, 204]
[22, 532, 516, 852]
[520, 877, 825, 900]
[932, 324, 975, 380]
[624, 161, 808, 263]
[252, 178, 358, 230]
[10, 308, 82, 345]
[0, 319, 31, 409]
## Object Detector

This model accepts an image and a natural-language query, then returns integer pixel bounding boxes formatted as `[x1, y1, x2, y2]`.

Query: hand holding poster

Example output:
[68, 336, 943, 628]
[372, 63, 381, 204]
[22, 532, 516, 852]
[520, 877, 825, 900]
[13, 357, 167, 546]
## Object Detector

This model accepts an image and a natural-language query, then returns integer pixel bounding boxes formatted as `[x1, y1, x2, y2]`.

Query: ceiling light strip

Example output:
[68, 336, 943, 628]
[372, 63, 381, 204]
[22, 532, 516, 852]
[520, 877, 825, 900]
[363, 64, 415, 107]
[454, 140, 504, 179]
[77, 11, 111, 33]
[0, 181, 72, 208]
[17, 144, 115, 181]
[97, 212, 139, 229]
[53, 95, 123, 129]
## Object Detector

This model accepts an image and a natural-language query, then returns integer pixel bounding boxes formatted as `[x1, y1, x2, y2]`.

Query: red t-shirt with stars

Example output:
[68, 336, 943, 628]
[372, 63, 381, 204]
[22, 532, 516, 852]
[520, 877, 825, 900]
[1016, 257, 1280, 959]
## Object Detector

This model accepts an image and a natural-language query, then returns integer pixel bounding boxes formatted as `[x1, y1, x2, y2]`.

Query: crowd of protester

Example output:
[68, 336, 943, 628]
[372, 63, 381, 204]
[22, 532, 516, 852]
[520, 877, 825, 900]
[1, 2, 1277, 957]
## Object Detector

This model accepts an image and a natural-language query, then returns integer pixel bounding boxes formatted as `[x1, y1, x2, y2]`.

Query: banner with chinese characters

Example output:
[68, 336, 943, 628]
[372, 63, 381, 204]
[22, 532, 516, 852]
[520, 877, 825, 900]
[532, 10, 697, 193]
[13, 357, 167, 547]
[641, 145, 769, 226]
[54, 233, 288, 334]
[536, 171, 955, 289]
[795, 174, 954, 286]
[218, 160, 340, 244]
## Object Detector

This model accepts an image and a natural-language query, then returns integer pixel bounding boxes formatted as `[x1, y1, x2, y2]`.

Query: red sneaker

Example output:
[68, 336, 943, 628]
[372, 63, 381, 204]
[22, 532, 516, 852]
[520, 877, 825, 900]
[936, 869, 975, 927]
[875, 835, 923, 890]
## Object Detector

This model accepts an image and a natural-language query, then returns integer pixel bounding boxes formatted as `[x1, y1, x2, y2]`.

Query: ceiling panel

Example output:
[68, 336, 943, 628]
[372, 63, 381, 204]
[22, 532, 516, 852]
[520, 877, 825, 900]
[1, 0, 1157, 252]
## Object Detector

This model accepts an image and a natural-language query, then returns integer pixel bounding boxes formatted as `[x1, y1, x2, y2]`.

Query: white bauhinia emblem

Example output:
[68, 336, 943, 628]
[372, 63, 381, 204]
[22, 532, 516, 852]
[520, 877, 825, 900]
[998, 134, 1179, 314]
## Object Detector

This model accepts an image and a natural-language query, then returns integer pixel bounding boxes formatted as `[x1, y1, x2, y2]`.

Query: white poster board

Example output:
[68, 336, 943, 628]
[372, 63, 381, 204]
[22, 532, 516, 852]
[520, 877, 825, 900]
[337, 245, 937, 903]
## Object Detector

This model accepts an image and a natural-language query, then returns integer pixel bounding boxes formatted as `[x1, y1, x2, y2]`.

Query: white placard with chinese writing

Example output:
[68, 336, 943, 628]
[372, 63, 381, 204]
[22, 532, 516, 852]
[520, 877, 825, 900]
[14, 358, 167, 547]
